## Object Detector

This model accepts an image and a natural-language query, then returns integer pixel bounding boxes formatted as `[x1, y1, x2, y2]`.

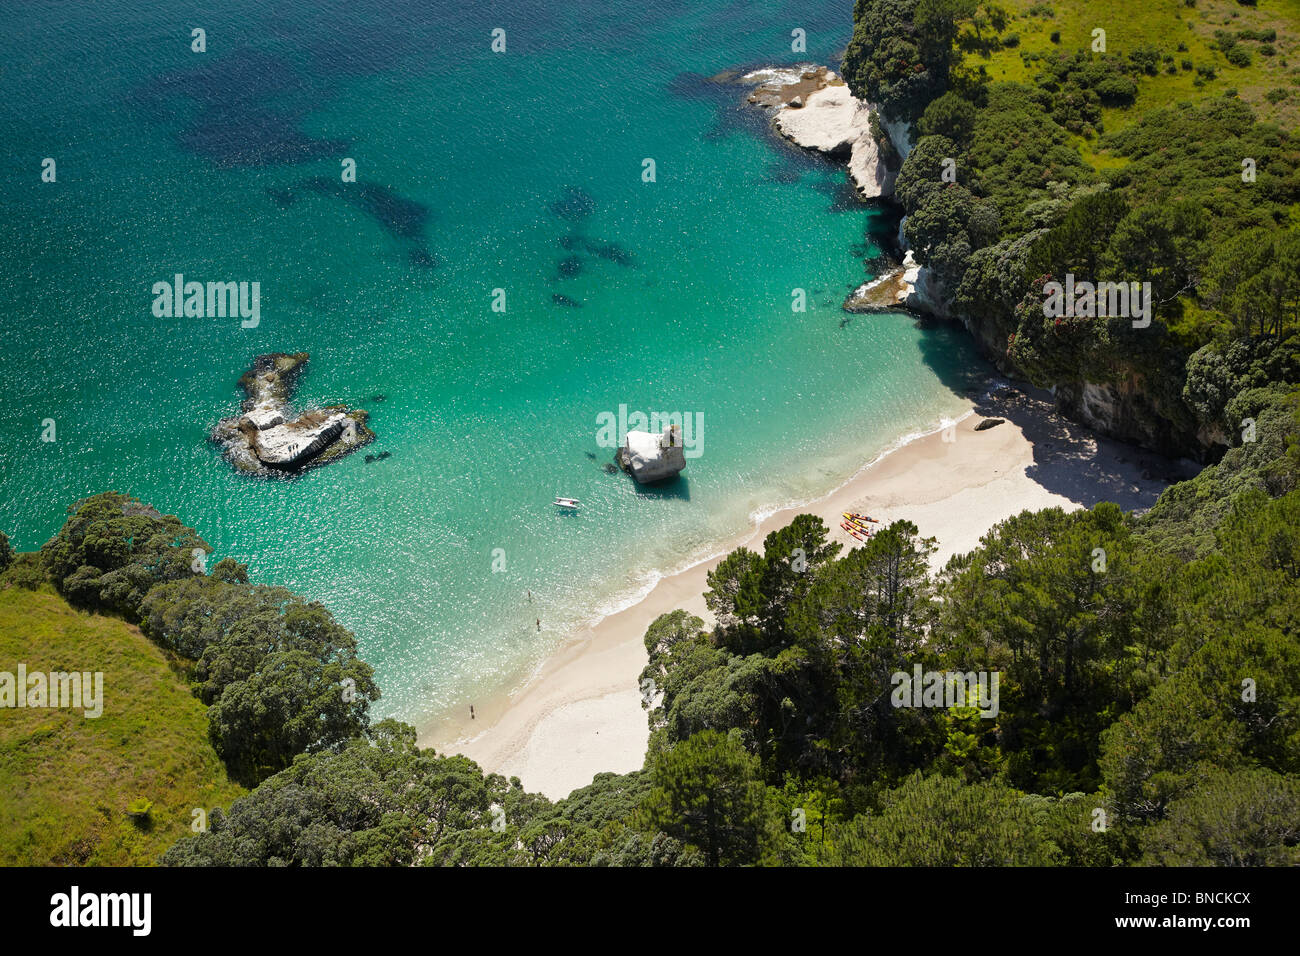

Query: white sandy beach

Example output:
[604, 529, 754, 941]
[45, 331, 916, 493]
[419, 387, 1182, 799]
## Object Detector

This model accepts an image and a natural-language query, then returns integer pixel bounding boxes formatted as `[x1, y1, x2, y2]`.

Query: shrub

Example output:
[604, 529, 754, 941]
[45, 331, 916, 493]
[0, 552, 46, 591]
[1225, 45, 1252, 68]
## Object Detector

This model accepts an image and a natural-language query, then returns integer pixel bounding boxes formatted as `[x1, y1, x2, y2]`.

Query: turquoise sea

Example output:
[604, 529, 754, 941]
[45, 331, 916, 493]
[0, 0, 988, 727]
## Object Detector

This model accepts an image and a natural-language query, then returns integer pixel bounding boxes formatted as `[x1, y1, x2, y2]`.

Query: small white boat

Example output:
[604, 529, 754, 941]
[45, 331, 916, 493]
[553, 496, 580, 509]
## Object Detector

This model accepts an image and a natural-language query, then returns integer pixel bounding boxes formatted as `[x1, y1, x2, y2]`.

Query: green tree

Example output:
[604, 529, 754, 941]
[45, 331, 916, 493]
[641, 730, 776, 866]
[1139, 768, 1300, 866]
[815, 773, 1063, 865]
[39, 492, 211, 618]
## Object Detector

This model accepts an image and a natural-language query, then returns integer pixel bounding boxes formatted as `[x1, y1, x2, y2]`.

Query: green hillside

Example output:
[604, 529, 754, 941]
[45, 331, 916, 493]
[960, 0, 1300, 148]
[0, 565, 243, 865]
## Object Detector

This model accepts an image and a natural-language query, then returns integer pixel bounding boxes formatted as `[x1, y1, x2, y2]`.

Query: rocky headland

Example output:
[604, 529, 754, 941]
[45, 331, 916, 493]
[739, 63, 1202, 461]
[739, 65, 909, 200]
[734, 65, 946, 317]
[212, 352, 374, 476]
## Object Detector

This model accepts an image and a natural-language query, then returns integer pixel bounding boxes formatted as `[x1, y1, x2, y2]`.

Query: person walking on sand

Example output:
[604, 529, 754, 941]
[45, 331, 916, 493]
[470, 704, 475, 720]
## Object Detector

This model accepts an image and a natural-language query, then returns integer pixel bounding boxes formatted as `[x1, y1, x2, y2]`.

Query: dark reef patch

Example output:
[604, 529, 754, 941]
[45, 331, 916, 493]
[177, 108, 349, 168]
[284, 178, 430, 240]
[549, 186, 596, 222]
[558, 256, 584, 278]
[552, 294, 583, 308]
[584, 240, 635, 267]
[557, 235, 637, 268]
[267, 178, 435, 265]
[409, 247, 438, 269]
[133, 49, 349, 169]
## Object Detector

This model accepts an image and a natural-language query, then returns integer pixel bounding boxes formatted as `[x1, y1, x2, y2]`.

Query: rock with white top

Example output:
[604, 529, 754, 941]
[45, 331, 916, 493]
[768, 72, 899, 199]
[617, 426, 687, 484]
[211, 352, 374, 476]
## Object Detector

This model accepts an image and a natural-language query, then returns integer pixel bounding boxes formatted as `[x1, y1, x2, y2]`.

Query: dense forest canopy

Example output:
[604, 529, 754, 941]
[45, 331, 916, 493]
[847, 0, 1300, 459]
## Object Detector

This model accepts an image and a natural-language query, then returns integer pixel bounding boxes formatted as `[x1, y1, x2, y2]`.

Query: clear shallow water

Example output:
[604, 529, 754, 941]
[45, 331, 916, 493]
[0, 0, 988, 725]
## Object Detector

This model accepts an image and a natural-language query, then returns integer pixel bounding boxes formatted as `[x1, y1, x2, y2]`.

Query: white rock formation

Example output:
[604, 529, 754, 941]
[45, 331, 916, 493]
[884, 249, 950, 317]
[897, 250, 922, 303]
[618, 426, 687, 483]
[773, 82, 861, 152]
[771, 75, 897, 199]
[211, 352, 373, 475]
[252, 413, 350, 468]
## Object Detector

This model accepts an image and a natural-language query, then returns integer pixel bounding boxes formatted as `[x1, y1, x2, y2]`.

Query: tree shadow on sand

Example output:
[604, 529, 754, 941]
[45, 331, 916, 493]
[909, 316, 1195, 513]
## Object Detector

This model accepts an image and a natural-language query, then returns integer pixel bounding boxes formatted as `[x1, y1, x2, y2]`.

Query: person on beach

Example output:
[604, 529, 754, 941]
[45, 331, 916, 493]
[536, 618, 541, 631]
[470, 704, 475, 720]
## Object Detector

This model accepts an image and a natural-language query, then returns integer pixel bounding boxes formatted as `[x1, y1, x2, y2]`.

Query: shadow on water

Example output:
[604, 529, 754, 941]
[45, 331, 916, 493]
[910, 317, 995, 402]
[628, 474, 692, 502]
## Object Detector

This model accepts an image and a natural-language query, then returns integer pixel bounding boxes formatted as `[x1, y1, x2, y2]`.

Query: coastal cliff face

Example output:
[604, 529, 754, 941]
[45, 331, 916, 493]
[946, 296, 1206, 459]
[748, 62, 1214, 461]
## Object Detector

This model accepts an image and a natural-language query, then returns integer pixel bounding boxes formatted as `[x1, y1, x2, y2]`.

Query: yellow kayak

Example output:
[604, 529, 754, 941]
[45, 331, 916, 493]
[843, 511, 879, 524]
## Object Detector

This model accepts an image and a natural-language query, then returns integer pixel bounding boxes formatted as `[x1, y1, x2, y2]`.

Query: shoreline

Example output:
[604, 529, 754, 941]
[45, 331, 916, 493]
[417, 383, 1185, 799]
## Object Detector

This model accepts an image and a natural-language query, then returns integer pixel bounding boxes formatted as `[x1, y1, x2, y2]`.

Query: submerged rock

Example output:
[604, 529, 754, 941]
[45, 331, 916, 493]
[616, 425, 687, 484]
[212, 352, 374, 476]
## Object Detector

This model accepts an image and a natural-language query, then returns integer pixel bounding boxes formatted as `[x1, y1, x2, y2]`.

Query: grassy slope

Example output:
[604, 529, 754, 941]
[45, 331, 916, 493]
[958, 0, 1300, 167]
[0, 577, 243, 865]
